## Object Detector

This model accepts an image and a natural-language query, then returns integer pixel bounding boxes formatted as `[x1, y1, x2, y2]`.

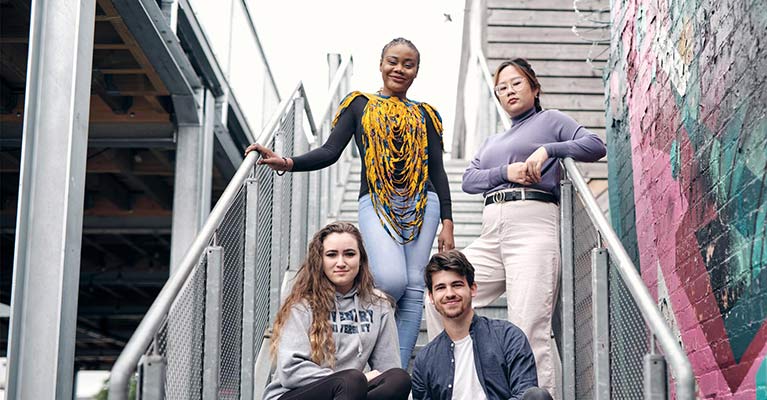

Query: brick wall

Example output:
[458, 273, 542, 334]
[605, 0, 766, 397]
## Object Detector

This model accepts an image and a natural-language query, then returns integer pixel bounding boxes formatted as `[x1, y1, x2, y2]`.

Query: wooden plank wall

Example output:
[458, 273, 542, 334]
[484, 0, 610, 142]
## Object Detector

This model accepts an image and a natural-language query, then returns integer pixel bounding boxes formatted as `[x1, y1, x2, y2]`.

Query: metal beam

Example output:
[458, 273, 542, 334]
[93, 174, 133, 210]
[169, 89, 214, 273]
[115, 234, 150, 257]
[2, 120, 175, 141]
[213, 125, 241, 181]
[1, 214, 172, 234]
[82, 235, 122, 261]
[111, 150, 173, 209]
[176, 0, 225, 97]
[5, 0, 96, 398]
[76, 305, 153, 318]
[109, 0, 200, 95]
[76, 326, 127, 347]
[91, 70, 135, 114]
[1, 78, 19, 113]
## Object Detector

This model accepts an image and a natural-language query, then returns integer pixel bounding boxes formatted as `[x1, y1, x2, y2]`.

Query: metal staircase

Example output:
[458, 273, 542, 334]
[108, 1, 696, 397]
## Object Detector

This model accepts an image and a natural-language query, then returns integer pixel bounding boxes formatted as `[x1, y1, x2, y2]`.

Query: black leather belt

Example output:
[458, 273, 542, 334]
[484, 189, 557, 206]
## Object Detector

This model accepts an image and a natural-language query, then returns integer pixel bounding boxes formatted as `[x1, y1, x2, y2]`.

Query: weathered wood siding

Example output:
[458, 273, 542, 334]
[485, 0, 609, 145]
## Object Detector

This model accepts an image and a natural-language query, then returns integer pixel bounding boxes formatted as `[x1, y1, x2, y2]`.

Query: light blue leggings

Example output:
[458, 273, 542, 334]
[358, 192, 441, 367]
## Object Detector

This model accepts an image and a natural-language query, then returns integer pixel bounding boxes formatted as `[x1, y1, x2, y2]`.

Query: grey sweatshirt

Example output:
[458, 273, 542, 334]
[462, 107, 606, 199]
[262, 288, 400, 400]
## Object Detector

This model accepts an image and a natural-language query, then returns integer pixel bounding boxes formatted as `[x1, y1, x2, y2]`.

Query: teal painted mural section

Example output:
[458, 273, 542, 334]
[758, 357, 767, 400]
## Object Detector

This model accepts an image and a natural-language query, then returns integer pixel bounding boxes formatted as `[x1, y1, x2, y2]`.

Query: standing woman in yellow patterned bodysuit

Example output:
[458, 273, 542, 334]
[246, 38, 454, 367]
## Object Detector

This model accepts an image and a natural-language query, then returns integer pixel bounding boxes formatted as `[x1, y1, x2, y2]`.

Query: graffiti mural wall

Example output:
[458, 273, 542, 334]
[605, 0, 767, 397]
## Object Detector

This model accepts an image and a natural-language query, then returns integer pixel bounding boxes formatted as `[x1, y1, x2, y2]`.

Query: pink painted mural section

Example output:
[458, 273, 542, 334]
[608, 0, 767, 398]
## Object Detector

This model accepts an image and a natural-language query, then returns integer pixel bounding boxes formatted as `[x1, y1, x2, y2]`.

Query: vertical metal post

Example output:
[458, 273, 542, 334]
[318, 122, 331, 224]
[200, 90, 216, 224]
[290, 97, 309, 268]
[138, 354, 166, 400]
[592, 247, 610, 399]
[270, 125, 287, 324]
[476, 77, 487, 157]
[559, 177, 576, 400]
[306, 158, 321, 241]
[326, 54, 342, 220]
[644, 353, 668, 399]
[240, 178, 260, 400]
[170, 89, 215, 273]
[5, 0, 95, 398]
[203, 246, 223, 400]
[167, 89, 212, 399]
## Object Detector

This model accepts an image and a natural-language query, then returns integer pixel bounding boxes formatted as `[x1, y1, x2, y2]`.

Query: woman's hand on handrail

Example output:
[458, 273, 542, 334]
[245, 143, 293, 172]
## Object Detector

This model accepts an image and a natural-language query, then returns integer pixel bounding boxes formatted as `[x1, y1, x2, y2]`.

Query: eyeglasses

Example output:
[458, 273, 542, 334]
[494, 79, 527, 96]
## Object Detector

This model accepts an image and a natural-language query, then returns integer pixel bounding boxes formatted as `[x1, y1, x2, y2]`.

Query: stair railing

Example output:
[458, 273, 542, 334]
[109, 55, 354, 400]
[470, 51, 695, 399]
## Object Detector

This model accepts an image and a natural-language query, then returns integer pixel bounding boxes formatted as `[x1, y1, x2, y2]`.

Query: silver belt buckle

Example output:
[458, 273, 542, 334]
[493, 191, 505, 204]
[520, 189, 526, 201]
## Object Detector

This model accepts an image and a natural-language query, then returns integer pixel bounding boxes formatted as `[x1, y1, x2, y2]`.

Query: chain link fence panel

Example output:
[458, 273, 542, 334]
[572, 195, 599, 399]
[218, 186, 246, 399]
[130, 95, 315, 399]
[157, 257, 207, 400]
[609, 256, 650, 399]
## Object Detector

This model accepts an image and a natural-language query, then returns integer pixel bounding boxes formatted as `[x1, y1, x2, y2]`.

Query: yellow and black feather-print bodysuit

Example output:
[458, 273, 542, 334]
[291, 91, 452, 243]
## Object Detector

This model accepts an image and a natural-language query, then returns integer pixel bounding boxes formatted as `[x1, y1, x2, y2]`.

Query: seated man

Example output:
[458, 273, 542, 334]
[412, 250, 552, 400]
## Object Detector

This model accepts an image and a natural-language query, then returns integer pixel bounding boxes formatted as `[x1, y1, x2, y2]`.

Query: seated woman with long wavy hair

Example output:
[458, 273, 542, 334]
[263, 222, 411, 400]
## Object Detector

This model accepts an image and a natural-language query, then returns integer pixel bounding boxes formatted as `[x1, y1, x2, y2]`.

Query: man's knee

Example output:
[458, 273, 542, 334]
[521, 387, 554, 400]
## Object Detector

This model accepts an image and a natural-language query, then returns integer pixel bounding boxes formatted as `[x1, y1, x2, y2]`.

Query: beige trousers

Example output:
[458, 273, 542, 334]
[425, 199, 561, 398]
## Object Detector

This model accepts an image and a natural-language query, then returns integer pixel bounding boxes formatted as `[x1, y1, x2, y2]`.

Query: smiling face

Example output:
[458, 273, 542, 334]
[321, 232, 361, 294]
[428, 270, 476, 319]
[495, 65, 539, 118]
[379, 43, 419, 98]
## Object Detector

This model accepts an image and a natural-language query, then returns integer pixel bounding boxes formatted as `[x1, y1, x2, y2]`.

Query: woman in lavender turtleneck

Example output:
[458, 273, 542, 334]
[425, 58, 605, 399]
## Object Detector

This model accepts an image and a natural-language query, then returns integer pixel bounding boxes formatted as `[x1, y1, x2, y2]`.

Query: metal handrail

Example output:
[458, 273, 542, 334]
[315, 56, 354, 127]
[295, 55, 353, 141]
[476, 49, 509, 127]
[108, 94, 296, 400]
[563, 157, 695, 398]
[109, 57, 354, 398]
[474, 49, 694, 398]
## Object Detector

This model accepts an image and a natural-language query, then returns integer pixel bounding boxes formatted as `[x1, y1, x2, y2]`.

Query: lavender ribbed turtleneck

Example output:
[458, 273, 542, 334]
[462, 107, 606, 200]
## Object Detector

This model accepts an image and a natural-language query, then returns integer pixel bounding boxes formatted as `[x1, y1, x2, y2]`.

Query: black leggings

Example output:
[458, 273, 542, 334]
[278, 368, 411, 400]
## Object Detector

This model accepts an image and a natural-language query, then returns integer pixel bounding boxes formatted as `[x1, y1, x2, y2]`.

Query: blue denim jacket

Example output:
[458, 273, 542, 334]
[412, 314, 538, 400]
